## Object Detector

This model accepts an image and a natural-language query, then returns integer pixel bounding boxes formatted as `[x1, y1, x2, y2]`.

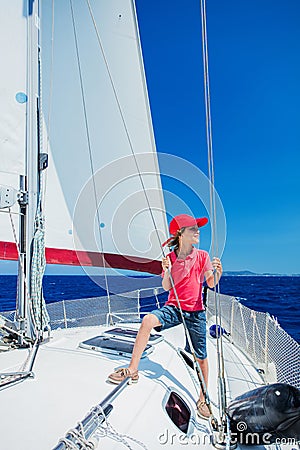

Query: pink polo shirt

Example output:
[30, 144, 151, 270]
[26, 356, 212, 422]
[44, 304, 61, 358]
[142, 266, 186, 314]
[162, 248, 213, 311]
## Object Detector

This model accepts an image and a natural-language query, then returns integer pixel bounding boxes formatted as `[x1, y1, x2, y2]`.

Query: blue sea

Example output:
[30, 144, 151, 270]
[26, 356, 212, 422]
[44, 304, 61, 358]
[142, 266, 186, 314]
[0, 275, 299, 343]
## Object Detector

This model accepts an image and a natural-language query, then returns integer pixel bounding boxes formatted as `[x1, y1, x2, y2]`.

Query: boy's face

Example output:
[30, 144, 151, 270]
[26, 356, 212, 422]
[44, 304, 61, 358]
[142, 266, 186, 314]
[182, 226, 199, 245]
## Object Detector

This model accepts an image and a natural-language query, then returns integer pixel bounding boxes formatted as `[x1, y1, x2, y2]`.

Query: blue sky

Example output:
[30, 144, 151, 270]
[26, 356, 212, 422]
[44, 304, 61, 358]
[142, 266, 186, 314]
[1, 0, 299, 276]
[135, 0, 300, 274]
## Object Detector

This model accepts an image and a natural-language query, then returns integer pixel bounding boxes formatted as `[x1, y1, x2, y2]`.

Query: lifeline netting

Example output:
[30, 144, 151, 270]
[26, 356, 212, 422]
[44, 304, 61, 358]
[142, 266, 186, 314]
[1, 287, 299, 389]
[206, 289, 300, 389]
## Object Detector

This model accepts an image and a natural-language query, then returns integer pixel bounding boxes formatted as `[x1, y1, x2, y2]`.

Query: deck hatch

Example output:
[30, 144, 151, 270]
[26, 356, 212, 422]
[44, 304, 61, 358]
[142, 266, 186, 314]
[165, 391, 191, 433]
[79, 335, 153, 358]
[102, 327, 163, 344]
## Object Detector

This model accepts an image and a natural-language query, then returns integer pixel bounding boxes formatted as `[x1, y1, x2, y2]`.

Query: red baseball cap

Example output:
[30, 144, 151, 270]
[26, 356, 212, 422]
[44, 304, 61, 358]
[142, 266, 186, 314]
[162, 214, 208, 246]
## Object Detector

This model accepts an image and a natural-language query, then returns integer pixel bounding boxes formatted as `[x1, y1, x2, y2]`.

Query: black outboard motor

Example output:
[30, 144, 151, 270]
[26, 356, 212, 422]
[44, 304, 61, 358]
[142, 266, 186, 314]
[227, 383, 300, 445]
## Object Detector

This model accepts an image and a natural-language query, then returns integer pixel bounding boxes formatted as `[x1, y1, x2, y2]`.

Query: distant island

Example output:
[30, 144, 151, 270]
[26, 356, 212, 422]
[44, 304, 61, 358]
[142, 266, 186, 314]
[223, 270, 299, 277]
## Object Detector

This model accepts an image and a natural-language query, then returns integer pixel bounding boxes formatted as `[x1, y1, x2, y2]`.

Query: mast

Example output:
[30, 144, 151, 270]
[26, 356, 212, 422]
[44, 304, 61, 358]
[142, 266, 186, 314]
[17, 0, 42, 342]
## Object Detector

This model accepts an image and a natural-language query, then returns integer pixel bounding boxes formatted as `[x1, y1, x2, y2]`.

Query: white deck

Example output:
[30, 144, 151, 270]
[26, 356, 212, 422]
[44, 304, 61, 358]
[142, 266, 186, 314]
[0, 322, 265, 449]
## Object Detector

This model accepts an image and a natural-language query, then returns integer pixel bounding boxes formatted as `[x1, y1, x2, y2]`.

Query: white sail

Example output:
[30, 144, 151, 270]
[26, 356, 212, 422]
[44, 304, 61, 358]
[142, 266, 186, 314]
[41, 0, 168, 272]
[1, 0, 168, 273]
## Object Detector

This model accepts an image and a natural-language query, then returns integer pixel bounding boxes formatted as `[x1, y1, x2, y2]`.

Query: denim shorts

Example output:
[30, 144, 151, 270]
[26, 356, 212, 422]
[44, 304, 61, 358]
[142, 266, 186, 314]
[150, 305, 207, 360]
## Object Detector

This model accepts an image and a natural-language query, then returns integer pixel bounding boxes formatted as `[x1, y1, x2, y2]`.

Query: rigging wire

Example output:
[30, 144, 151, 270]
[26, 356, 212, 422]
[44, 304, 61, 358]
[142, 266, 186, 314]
[45, 0, 55, 156]
[200, 0, 227, 426]
[42, 0, 55, 214]
[40, 0, 55, 220]
[69, 0, 113, 322]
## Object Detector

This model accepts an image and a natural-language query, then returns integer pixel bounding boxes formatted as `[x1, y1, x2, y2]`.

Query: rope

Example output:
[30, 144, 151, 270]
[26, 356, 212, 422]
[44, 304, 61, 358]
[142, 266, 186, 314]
[57, 404, 148, 450]
[69, 0, 113, 323]
[58, 425, 95, 449]
[61, 427, 94, 449]
[30, 214, 50, 333]
[94, 405, 148, 450]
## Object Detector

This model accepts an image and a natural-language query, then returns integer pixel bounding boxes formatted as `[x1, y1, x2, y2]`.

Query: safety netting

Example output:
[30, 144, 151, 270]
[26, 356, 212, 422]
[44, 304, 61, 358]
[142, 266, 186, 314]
[206, 289, 300, 389]
[1, 286, 299, 390]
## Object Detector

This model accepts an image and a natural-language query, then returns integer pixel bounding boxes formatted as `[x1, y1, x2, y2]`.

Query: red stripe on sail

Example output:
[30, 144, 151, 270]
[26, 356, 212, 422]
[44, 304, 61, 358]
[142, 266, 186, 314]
[0, 241, 18, 260]
[0, 241, 161, 275]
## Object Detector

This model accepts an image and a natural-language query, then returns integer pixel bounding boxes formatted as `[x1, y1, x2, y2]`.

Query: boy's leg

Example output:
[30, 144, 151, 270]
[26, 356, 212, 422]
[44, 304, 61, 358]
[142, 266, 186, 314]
[197, 357, 209, 400]
[128, 313, 161, 372]
[196, 357, 211, 419]
[184, 311, 211, 419]
[107, 313, 161, 383]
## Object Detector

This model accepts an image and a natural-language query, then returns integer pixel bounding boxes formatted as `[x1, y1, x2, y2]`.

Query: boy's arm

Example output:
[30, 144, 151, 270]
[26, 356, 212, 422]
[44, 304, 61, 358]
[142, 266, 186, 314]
[205, 257, 223, 288]
[162, 256, 172, 291]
